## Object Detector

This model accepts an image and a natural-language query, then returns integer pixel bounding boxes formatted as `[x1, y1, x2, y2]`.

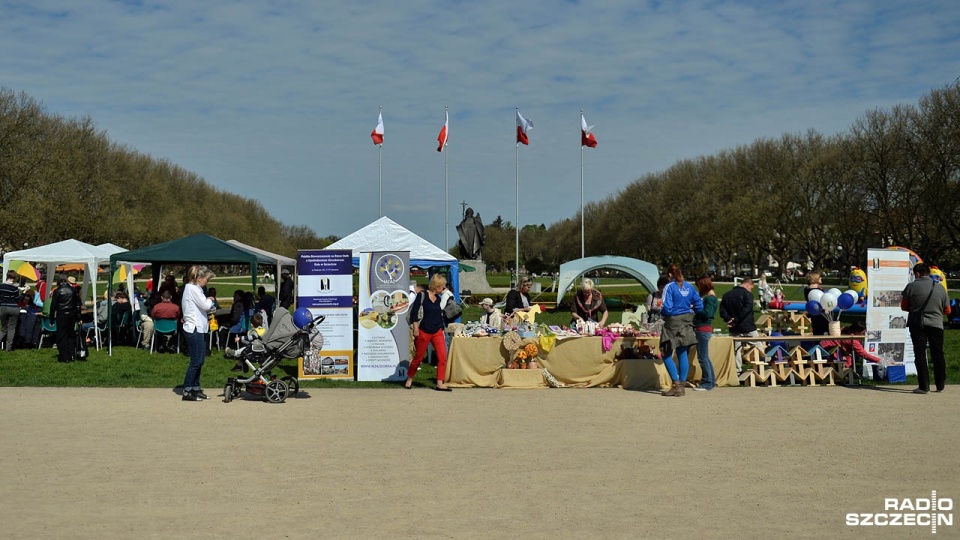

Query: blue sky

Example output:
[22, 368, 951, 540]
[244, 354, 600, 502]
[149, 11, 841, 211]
[3, 1, 959, 250]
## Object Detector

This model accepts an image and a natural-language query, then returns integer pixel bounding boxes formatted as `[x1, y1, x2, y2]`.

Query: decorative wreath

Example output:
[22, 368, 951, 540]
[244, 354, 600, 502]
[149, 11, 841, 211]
[502, 331, 522, 352]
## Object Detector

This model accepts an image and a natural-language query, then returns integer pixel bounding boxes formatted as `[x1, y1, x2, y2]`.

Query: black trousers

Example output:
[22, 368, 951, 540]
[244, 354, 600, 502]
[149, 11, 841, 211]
[55, 313, 78, 362]
[910, 325, 945, 391]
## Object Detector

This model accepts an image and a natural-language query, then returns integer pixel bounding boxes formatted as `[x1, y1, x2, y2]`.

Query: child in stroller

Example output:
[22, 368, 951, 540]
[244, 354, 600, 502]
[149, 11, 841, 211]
[222, 307, 324, 404]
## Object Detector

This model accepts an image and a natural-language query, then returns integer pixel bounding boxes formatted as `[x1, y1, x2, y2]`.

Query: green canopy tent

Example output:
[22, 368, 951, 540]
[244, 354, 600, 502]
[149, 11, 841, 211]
[107, 233, 274, 355]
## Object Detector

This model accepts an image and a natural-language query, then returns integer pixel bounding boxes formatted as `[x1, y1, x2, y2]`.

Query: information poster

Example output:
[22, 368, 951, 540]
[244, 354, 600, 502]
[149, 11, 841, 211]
[865, 248, 915, 375]
[357, 251, 410, 381]
[296, 249, 354, 379]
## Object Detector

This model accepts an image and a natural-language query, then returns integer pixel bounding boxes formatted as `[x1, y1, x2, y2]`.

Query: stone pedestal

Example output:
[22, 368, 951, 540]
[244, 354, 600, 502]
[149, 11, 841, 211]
[458, 259, 494, 294]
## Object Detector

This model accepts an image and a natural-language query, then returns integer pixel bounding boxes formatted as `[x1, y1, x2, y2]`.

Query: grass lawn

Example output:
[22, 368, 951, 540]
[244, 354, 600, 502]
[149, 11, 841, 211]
[4, 277, 957, 389]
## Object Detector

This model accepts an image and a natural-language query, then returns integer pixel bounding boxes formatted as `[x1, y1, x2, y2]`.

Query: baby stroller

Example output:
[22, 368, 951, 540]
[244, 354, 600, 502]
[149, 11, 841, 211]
[222, 307, 325, 404]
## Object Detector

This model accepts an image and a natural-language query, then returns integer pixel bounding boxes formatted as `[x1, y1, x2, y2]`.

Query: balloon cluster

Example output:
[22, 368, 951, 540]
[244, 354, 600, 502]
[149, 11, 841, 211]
[805, 288, 860, 322]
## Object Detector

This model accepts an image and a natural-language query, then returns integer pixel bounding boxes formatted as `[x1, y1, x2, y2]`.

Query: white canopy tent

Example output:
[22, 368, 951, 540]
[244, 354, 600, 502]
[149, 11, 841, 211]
[325, 217, 460, 301]
[2, 240, 125, 343]
[557, 256, 660, 305]
[226, 240, 295, 287]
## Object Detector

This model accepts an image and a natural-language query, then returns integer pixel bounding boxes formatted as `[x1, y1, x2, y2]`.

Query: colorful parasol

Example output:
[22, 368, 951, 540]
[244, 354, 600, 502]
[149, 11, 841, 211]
[112, 264, 146, 283]
[9, 260, 39, 281]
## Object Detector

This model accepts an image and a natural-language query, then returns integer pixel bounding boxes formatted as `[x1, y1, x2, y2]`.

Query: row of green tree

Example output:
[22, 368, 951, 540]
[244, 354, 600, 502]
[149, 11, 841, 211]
[5, 81, 959, 276]
[0, 88, 335, 255]
[474, 81, 960, 277]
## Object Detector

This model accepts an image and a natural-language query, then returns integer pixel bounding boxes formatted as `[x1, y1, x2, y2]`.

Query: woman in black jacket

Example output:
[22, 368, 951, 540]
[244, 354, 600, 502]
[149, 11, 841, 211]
[404, 273, 452, 391]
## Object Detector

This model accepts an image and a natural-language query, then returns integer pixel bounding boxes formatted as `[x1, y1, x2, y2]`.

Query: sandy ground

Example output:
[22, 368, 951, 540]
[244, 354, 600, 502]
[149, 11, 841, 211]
[1, 385, 957, 540]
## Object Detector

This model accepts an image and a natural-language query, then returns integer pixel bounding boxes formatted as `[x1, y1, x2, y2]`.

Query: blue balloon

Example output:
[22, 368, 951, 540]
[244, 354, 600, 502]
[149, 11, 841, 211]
[806, 300, 823, 317]
[837, 292, 855, 310]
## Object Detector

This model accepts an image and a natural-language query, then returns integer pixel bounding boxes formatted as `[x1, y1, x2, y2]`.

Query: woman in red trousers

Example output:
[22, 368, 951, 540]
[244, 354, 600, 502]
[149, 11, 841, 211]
[404, 273, 452, 391]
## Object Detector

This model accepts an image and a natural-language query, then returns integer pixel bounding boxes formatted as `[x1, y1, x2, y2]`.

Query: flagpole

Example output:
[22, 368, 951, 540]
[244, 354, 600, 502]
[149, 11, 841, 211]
[515, 108, 520, 288]
[580, 110, 585, 260]
[444, 105, 449, 254]
[378, 105, 383, 217]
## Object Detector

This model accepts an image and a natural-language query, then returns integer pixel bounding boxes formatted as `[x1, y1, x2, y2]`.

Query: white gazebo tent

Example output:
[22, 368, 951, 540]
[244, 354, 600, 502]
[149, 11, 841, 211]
[226, 240, 295, 289]
[2, 239, 123, 344]
[556, 256, 660, 305]
[325, 217, 460, 301]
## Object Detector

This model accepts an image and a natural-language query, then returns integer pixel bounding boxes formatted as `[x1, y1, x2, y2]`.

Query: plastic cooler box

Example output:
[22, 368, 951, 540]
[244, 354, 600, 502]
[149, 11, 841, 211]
[886, 365, 906, 383]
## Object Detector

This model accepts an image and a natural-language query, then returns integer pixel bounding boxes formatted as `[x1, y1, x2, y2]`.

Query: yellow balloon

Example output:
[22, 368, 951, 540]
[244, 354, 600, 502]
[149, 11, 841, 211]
[848, 267, 868, 298]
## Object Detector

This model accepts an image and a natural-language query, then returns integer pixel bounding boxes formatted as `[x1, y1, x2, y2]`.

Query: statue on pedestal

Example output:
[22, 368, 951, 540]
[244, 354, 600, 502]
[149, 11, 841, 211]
[456, 208, 485, 260]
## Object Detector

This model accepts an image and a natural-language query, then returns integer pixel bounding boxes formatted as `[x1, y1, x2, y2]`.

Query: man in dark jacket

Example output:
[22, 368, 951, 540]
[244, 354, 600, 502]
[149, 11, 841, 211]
[278, 271, 294, 310]
[49, 275, 82, 362]
[719, 278, 759, 372]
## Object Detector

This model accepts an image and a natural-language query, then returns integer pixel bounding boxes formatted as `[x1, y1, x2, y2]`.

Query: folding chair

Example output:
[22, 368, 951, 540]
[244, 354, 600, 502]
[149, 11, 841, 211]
[85, 318, 108, 351]
[37, 317, 57, 349]
[150, 318, 179, 354]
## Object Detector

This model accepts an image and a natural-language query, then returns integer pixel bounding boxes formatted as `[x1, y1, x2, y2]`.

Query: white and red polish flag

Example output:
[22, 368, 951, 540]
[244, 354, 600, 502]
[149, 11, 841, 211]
[371, 112, 384, 145]
[581, 114, 598, 148]
[437, 110, 448, 152]
[516, 109, 533, 145]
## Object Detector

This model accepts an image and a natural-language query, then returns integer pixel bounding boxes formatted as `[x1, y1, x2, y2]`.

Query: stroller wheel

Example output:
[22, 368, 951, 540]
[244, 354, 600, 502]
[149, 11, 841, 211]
[265, 379, 288, 403]
[223, 383, 234, 403]
[281, 376, 300, 398]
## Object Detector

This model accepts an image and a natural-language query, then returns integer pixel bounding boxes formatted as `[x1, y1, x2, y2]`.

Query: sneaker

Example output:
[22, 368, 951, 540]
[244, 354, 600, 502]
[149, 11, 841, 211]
[182, 391, 199, 401]
[195, 390, 209, 400]
[692, 386, 713, 392]
[912, 388, 929, 394]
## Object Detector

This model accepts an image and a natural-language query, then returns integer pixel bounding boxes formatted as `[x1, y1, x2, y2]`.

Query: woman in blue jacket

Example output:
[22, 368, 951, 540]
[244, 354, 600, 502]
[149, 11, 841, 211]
[659, 264, 703, 397]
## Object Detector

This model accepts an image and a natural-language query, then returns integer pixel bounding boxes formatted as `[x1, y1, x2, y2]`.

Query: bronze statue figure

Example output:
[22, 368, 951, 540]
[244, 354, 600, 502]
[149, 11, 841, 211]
[456, 208, 485, 260]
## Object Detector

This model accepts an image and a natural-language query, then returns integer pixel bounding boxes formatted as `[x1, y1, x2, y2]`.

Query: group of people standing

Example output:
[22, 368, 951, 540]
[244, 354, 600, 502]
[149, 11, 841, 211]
[657, 264, 716, 396]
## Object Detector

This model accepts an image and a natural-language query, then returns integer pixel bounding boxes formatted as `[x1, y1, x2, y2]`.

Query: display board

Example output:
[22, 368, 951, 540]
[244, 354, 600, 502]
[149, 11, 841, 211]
[357, 251, 411, 381]
[296, 249, 354, 379]
[865, 248, 915, 376]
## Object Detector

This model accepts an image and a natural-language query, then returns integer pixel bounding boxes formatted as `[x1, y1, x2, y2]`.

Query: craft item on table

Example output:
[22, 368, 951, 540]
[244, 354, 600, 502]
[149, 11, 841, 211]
[446, 322, 466, 337]
[512, 304, 542, 324]
[575, 318, 599, 336]
[543, 368, 565, 387]
[605, 323, 626, 335]
[517, 321, 537, 338]
[593, 328, 619, 352]
[502, 331, 522, 353]
[537, 324, 557, 353]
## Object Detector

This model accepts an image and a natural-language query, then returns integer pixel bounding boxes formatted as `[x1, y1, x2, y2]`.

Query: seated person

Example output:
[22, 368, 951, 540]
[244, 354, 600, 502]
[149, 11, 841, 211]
[20, 290, 42, 315]
[644, 277, 668, 324]
[228, 290, 255, 346]
[231, 313, 267, 372]
[256, 286, 276, 324]
[819, 321, 881, 368]
[479, 297, 502, 328]
[111, 291, 134, 342]
[504, 277, 533, 319]
[150, 290, 182, 352]
[80, 292, 110, 342]
[250, 313, 266, 336]
[571, 278, 608, 328]
[207, 287, 221, 310]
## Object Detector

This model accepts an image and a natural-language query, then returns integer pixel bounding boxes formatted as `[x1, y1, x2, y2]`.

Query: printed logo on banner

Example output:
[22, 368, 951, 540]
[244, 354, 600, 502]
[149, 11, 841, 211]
[375, 254, 405, 284]
[846, 491, 953, 533]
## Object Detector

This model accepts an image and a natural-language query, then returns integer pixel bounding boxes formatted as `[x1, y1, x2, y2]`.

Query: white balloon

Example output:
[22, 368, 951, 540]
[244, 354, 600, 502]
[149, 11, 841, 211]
[827, 288, 843, 298]
[843, 290, 859, 301]
[819, 292, 838, 311]
[807, 289, 824, 303]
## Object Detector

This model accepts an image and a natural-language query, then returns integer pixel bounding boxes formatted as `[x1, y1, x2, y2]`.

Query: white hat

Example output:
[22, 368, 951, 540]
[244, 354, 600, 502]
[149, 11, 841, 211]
[480, 297, 494, 306]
